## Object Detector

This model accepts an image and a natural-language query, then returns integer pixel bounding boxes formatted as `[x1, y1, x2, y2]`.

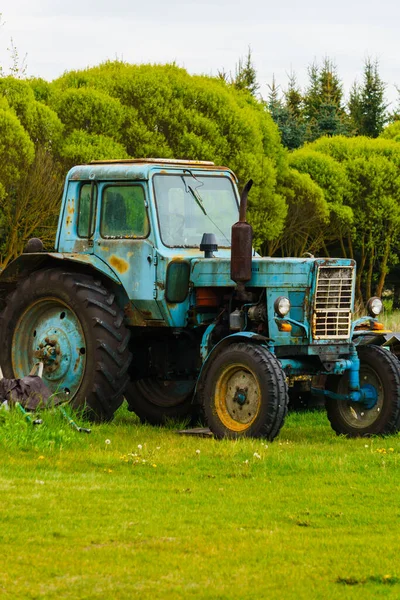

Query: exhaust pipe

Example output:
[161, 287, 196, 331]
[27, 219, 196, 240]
[230, 179, 253, 290]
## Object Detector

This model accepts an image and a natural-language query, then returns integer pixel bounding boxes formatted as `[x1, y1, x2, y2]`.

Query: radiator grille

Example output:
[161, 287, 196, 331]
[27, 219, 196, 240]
[313, 266, 354, 339]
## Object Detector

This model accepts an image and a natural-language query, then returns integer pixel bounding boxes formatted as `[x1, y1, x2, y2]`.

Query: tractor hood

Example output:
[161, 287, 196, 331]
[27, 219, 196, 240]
[190, 256, 355, 289]
[190, 256, 356, 344]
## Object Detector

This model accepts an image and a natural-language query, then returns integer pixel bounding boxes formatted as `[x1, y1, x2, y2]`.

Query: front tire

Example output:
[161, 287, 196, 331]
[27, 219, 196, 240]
[0, 268, 132, 421]
[201, 342, 288, 439]
[326, 345, 400, 436]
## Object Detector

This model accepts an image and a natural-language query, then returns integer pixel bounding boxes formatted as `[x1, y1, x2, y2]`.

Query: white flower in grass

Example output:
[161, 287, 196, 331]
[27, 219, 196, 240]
[253, 452, 261, 459]
[105, 439, 111, 445]
[195, 449, 201, 455]
[138, 444, 142, 450]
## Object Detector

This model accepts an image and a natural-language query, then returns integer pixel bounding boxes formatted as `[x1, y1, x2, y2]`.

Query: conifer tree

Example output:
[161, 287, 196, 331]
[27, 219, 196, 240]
[348, 58, 388, 137]
[233, 47, 259, 96]
[303, 58, 349, 141]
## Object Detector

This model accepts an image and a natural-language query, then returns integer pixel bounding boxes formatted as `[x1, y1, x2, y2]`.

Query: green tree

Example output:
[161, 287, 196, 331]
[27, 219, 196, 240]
[348, 58, 388, 137]
[61, 130, 129, 166]
[51, 87, 126, 138]
[303, 59, 349, 141]
[288, 148, 353, 256]
[267, 74, 306, 150]
[232, 47, 259, 96]
[0, 77, 63, 149]
[0, 96, 34, 189]
[310, 136, 400, 301]
[0, 147, 64, 266]
[270, 167, 328, 256]
[380, 120, 400, 142]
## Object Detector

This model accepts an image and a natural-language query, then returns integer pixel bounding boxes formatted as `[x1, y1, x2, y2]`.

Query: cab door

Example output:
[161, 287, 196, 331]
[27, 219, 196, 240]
[93, 181, 164, 322]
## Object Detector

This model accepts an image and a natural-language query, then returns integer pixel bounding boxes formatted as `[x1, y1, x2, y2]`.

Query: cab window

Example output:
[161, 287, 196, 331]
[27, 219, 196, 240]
[100, 185, 149, 238]
[77, 183, 97, 238]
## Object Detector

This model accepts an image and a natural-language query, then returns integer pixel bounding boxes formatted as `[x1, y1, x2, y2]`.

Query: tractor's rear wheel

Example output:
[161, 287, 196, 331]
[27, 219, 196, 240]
[0, 268, 132, 421]
[201, 342, 288, 439]
[325, 345, 400, 436]
[125, 378, 196, 425]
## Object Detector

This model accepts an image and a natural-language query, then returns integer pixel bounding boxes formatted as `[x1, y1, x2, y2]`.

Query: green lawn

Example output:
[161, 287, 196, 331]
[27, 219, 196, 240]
[1, 406, 400, 599]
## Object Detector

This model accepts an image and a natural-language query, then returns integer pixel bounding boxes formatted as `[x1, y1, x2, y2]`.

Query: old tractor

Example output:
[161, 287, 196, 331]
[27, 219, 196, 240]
[0, 158, 398, 439]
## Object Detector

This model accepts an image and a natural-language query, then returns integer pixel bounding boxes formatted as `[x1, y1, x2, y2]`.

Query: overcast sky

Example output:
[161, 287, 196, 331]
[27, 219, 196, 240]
[1, 0, 399, 106]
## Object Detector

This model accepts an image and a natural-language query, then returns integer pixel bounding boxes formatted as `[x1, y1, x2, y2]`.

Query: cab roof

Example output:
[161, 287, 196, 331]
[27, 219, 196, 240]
[67, 158, 234, 181]
[90, 158, 215, 166]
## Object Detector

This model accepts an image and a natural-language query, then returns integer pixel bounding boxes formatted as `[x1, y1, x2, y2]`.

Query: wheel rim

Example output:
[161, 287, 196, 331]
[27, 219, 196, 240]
[12, 297, 87, 399]
[336, 364, 384, 429]
[214, 363, 261, 432]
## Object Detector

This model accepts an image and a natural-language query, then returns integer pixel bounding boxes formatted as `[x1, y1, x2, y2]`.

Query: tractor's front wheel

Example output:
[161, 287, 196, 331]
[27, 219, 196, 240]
[0, 268, 132, 421]
[201, 342, 288, 439]
[325, 345, 400, 436]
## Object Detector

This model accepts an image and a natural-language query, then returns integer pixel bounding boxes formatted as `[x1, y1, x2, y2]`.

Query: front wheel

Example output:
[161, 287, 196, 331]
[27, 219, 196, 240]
[325, 345, 400, 436]
[200, 342, 288, 439]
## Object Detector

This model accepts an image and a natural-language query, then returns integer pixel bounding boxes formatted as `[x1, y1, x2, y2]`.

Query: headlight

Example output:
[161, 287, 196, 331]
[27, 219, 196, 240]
[274, 296, 290, 317]
[367, 296, 383, 317]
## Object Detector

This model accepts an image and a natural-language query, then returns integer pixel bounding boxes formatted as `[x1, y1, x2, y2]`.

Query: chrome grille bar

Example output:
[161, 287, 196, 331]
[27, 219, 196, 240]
[313, 266, 354, 339]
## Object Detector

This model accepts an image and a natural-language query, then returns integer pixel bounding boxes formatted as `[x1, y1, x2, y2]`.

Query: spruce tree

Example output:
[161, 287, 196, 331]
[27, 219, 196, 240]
[233, 47, 259, 96]
[304, 58, 349, 141]
[348, 58, 388, 137]
[267, 74, 306, 150]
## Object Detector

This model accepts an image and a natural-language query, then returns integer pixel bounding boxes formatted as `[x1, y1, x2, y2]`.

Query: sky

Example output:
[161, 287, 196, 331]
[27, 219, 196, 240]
[0, 0, 399, 107]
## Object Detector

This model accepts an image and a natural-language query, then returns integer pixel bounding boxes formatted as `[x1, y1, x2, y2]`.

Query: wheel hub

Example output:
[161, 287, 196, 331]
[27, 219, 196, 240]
[35, 337, 60, 371]
[233, 387, 248, 406]
[13, 298, 86, 398]
[360, 383, 378, 410]
[216, 366, 261, 427]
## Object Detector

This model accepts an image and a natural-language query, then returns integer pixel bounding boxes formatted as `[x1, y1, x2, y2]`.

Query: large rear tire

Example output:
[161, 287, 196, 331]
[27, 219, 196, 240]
[0, 268, 132, 421]
[326, 345, 400, 436]
[201, 342, 288, 439]
[125, 378, 196, 425]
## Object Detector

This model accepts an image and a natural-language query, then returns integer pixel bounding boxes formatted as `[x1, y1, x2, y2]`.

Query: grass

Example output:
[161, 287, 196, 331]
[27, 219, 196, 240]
[1, 404, 400, 599]
[382, 308, 400, 333]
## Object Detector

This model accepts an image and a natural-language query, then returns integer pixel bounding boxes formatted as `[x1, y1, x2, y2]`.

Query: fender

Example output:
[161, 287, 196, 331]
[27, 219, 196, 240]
[0, 252, 122, 286]
[194, 331, 272, 401]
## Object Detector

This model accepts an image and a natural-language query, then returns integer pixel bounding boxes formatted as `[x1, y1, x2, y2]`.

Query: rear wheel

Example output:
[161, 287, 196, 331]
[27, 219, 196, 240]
[125, 378, 196, 425]
[326, 345, 400, 436]
[201, 342, 288, 439]
[0, 268, 132, 421]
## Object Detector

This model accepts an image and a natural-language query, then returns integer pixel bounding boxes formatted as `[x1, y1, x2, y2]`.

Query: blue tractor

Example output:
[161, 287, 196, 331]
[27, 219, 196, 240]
[0, 158, 398, 439]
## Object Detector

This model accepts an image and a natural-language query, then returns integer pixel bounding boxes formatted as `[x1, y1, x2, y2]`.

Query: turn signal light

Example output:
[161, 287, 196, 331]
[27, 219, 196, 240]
[278, 322, 292, 332]
[371, 322, 385, 331]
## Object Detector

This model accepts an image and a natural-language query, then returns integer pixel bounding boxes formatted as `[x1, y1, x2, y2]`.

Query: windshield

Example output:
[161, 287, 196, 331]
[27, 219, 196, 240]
[153, 174, 239, 248]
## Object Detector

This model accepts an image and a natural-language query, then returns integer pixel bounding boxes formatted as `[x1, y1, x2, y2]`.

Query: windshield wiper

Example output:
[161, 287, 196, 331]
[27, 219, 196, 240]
[187, 185, 207, 215]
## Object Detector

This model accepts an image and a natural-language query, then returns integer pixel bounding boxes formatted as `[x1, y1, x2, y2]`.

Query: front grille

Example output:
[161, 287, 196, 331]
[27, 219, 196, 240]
[313, 266, 354, 339]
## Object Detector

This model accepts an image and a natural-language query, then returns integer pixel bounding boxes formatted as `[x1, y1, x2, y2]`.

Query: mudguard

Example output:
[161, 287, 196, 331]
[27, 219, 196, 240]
[0, 252, 122, 286]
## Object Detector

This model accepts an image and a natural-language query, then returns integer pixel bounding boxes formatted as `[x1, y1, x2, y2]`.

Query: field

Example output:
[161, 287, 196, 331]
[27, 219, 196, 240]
[1, 404, 400, 599]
